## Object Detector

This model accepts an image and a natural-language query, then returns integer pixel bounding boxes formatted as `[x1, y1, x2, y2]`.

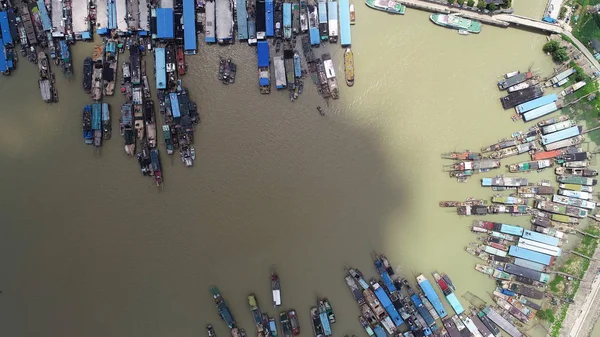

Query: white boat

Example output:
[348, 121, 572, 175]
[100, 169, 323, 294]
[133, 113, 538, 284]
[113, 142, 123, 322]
[508, 80, 537, 93]
[563, 160, 589, 168]
[552, 195, 596, 210]
[558, 189, 593, 200]
[559, 184, 594, 192]
[505, 71, 520, 78]
[458, 30, 469, 35]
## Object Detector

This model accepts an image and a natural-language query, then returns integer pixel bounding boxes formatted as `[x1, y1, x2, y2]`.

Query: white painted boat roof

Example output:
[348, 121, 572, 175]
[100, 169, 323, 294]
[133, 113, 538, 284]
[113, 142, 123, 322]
[272, 290, 281, 306]
[96, 0, 109, 28]
[71, 1, 90, 33]
[116, 0, 128, 32]
[139, 0, 150, 31]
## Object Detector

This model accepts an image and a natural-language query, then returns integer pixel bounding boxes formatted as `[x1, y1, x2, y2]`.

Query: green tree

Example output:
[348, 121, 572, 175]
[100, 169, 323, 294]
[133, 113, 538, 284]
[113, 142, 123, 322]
[552, 48, 570, 63]
[477, 0, 486, 10]
[488, 3, 497, 11]
[467, 0, 475, 6]
[543, 40, 560, 53]
[447, 0, 456, 4]
[559, 7, 567, 20]
[457, 0, 465, 5]
[536, 309, 555, 323]
[503, 0, 512, 8]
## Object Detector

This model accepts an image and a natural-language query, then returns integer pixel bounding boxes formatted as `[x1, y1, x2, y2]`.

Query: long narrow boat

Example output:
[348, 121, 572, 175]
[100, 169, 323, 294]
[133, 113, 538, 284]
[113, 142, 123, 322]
[442, 151, 481, 160]
[365, 0, 405, 14]
[272, 271, 281, 307]
[210, 286, 236, 329]
[344, 48, 354, 87]
[104, 40, 118, 96]
[83, 57, 93, 93]
[83, 105, 93, 144]
[508, 160, 552, 173]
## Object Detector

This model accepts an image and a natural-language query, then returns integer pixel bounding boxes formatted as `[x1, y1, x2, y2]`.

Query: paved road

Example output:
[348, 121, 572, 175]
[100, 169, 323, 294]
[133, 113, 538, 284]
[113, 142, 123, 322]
[564, 32, 600, 72]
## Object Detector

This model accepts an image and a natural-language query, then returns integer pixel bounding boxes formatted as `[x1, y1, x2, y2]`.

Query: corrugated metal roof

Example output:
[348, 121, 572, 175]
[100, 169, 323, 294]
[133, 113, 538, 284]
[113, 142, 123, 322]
[257, 41, 270, 67]
[339, 0, 351, 46]
[156, 8, 174, 39]
[0, 11, 13, 45]
[522, 102, 559, 122]
[516, 94, 558, 113]
[155, 48, 167, 89]
[183, 0, 197, 51]
[541, 126, 581, 145]
[266, 0, 274, 37]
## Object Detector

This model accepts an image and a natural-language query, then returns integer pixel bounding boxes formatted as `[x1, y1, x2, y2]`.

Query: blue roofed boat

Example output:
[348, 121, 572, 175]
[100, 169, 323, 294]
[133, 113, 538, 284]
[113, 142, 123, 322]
[205, 0, 216, 43]
[35, 1, 52, 32]
[108, 0, 117, 29]
[283, 3, 292, 39]
[257, 41, 271, 93]
[210, 286, 236, 329]
[318, 302, 332, 336]
[155, 48, 166, 89]
[294, 53, 302, 78]
[248, 17, 257, 44]
[183, 0, 197, 53]
[516, 94, 558, 114]
[0, 11, 13, 45]
[498, 224, 524, 236]
[374, 257, 396, 292]
[372, 282, 404, 327]
[92, 103, 102, 130]
[541, 126, 581, 145]
[508, 246, 554, 266]
[445, 293, 464, 315]
[318, 0, 328, 40]
[339, 0, 352, 46]
[410, 294, 436, 327]
[237, 0, 249, 40]
[417, 274, 447, 318]
[59, 40, 73, 76]
[348, 267, 370, 289]
[266, 0, 274, 37]
[170, 93, 181, 118]
[156, 8, 175, 39]
[0, 41, 9, 73]
[522, 102, 561, 122]
[522, 229, 560, 246]
[373, 325, 386, 337]
[308, 5, 320, 46]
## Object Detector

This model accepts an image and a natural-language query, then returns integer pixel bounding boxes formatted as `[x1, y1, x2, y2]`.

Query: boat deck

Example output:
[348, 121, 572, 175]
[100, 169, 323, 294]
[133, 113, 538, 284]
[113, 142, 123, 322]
[116, 0, 129, 32]
[127, 0, 141, 30]
[51, 0, 65, 36]
[161, 0, 175, 7]
[96, 0, 109, 30]
[140, 0, 150, 31]
[71, 1, 90, 33]
[216, 0, 233, 41]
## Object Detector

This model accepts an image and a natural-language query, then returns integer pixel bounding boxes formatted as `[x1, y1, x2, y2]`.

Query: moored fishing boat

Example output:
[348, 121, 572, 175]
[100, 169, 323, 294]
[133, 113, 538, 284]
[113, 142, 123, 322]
[269, 318, 278, 337]
[538, 114, 569, 127]
[439, 198, 487, 207]
[280, 312, 293, 337]
[322, 53, 339, 99]
[207, 324, 216, 337]
[536, 200, 588, 218]
[558, 188, 593, 200]
[323, 299, 335, 324]
[123, 125, 136, 155]
[344, 48, 354, 87]
[91, 44, 104, 101]
[104, 40, 118, 96]
[272, 270, 281, 307]
[365, 0, 405, 15]
[248, 294, 265, 335]
[83, 104, 93, 145]
[350, 3, 356, 24]
[557, 175, 597, 186]
[446, 159, 501, 172]
[102, 103, 111, 139]
[508, 159, 552, 173]
[492, 269, 512, 280]
[210, 286, 236, 329]
[491, 196, 526, 205]
[552, 195, 596, 210]
[563, 160, 589, 168]
[507, 79, 538, 93]
[163, 125, 174, 155]
[442, 151, 481, 160]
[559, 183, 594, 192]
[311, 307, 325, 337]
[505, 71, 520, 78]
[177, 45, 186, 76]
[288, 310, 300, 336]
[358, 317, 374, 337]
[83, 57, 92, 93]
[430, 13, 481, 33]
[150, 149, 163, 186]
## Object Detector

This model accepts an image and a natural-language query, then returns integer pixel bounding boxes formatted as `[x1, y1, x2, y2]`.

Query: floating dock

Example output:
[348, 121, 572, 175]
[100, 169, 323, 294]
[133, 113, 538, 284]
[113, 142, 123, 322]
[116, 0, 129, 32]
[501, 86, 544, 109]
[522, 229, 560, 246]
[504, 263, 550, 283]
[51, 0, 65, 37]
[522, 101, 562, 122]
[541, 126, 582, 145]
[140, 0, 151, 33]
[508, 246, 554, 266]
[518, 238, 562, 257]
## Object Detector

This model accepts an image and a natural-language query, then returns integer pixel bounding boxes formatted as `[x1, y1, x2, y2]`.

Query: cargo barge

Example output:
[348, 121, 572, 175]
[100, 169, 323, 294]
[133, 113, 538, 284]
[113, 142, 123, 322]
[500, 86, 543, 110]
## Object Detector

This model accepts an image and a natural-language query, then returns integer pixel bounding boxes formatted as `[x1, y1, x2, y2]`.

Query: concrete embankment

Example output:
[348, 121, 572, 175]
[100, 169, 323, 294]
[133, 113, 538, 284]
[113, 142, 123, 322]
[561, 245, 600, 337]
[399, 0, 510, 27]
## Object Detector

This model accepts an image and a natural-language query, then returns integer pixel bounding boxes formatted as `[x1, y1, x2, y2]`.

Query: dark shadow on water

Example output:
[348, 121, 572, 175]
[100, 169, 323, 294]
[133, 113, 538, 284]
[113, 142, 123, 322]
[0, 44, 412, 337]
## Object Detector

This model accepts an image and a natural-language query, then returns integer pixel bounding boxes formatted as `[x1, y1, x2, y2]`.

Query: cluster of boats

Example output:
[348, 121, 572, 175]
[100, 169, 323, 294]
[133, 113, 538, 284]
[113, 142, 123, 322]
[345, 252, 526, 337]
[2, 1, 74, 95]
[442, 116, 588, 182]
[219, 58, 237, 85]
[497, 69, 587, 122]
[208, 271, 336, 337]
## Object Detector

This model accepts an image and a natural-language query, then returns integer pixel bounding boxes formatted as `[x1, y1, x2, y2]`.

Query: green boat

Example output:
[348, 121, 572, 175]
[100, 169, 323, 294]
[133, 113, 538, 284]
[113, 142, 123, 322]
[429, 13, 482, 34]
[365, 0, 406, 15]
